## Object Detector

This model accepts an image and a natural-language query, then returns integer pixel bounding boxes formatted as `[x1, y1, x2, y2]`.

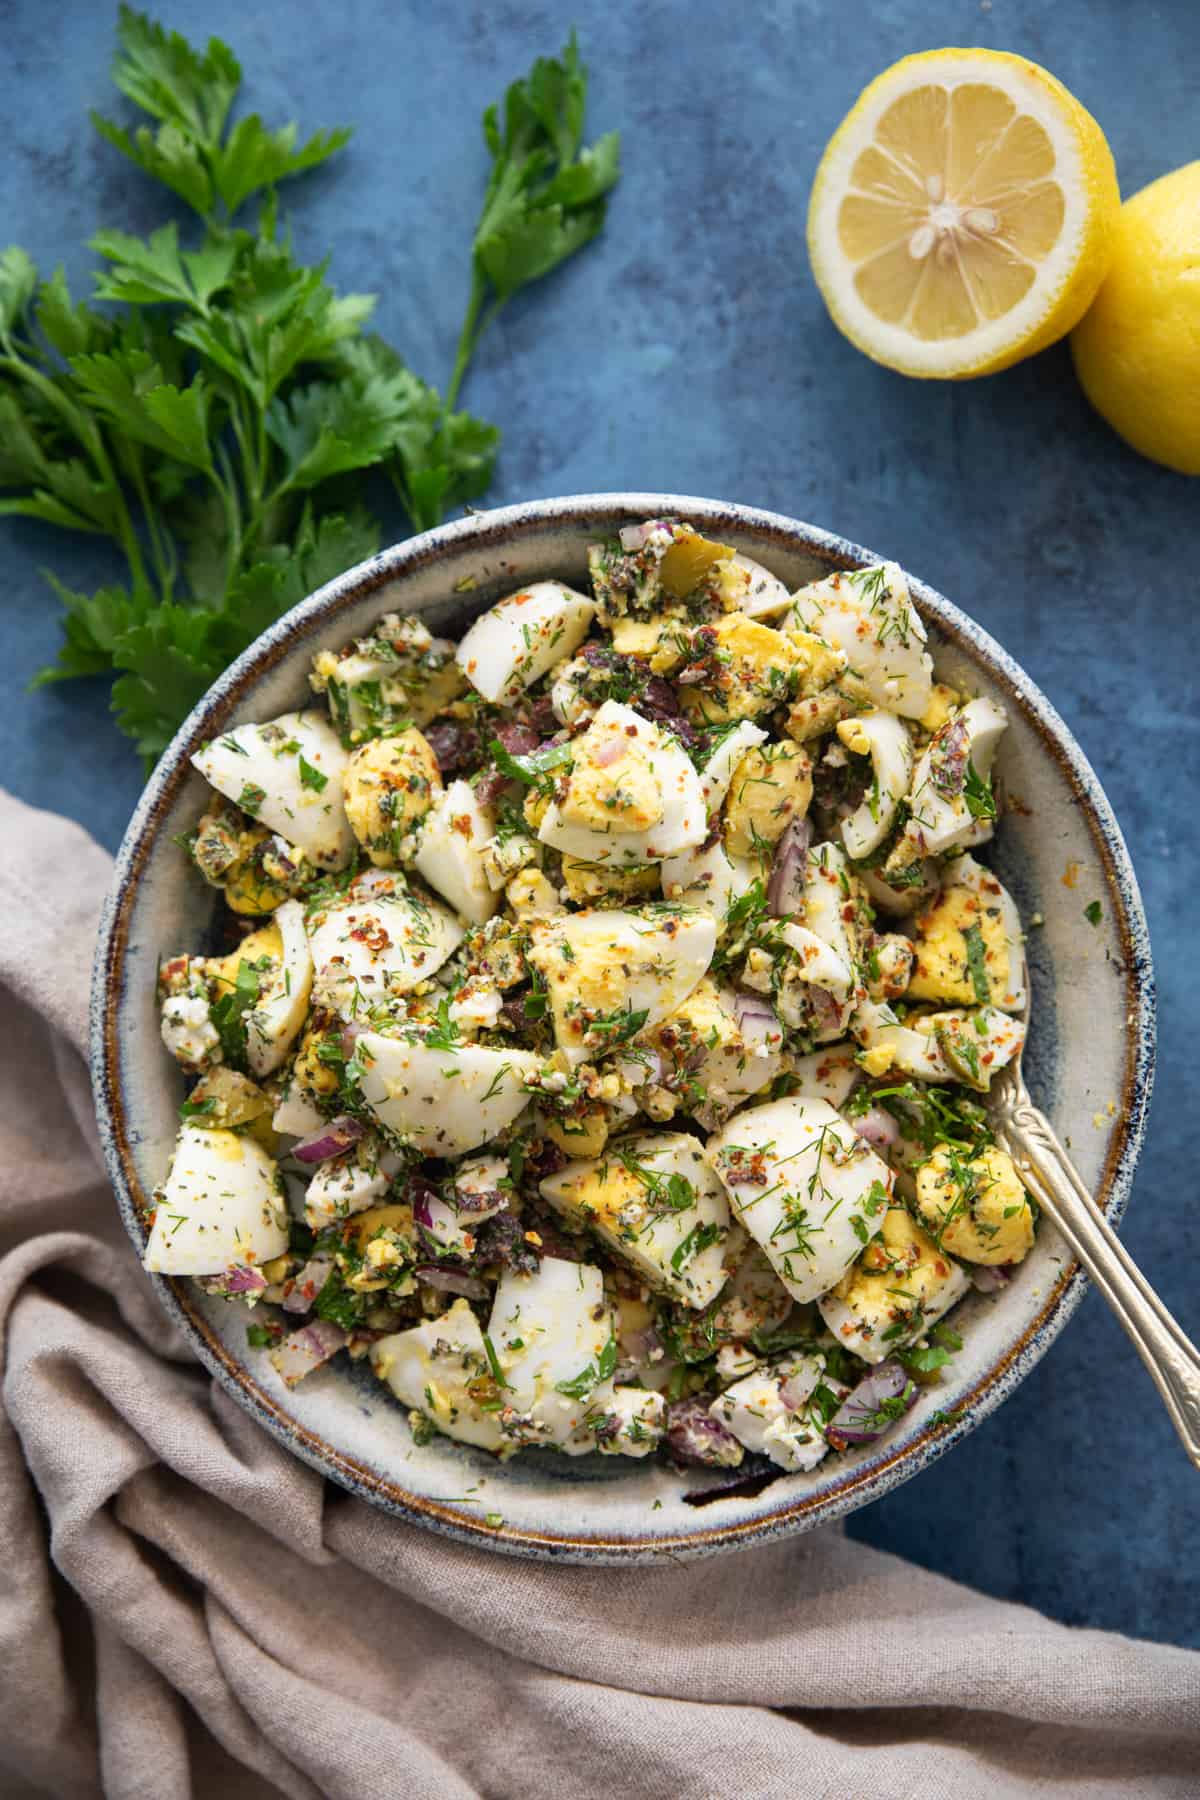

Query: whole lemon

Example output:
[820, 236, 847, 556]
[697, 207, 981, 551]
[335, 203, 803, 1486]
[1070, 162, 1200, 474]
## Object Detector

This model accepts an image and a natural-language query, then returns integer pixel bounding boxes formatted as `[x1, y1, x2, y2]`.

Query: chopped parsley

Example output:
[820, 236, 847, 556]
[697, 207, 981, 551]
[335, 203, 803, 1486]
[298, 754, 328, 792]
[963, 760, 997, 821]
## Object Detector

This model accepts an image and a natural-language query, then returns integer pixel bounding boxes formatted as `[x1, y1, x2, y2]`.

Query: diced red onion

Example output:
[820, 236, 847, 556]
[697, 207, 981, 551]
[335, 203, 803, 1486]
[807, 985, 846, 1036]
[283, 1254, 334, 1313]
[778, 1370, 814, 1411]
[269, 1319, 348, 1387]
[767, 817, 814, 917]
[618, 521, 668, 552]
[340, 1023, 363, 1059]
[850, 1106, 901, 1154]
[970, 1263, 1011, 1293]
[220, 1264, 268, 1295]
[292, 1115, 365, 1164]
[733, 992, 781, 1051]
[826, 1359, 917, 1450]
[413, 1264, 489, 1299]
[410, 1181, 437, 1231]
[929, 717, 970, 799]
[592, 735, 626, 768]
[665, 1397, 745, 1469]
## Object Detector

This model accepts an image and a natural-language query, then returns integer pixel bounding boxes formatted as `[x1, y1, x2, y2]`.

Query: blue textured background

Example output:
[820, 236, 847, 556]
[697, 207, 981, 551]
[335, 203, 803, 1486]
[3, 0, 1197, 1646]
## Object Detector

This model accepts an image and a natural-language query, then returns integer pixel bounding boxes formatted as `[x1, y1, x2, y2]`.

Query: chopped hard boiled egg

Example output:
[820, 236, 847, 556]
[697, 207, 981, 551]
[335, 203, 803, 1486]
[352, 1031, 540, 1157]
[192, 711, 353, 869]
[245, 898, 313, 1076]
[906, 854, 1026, 1012]
[786, 563, 933, 720]
[899, 697, 1008, 861]
[525, 905, 716, 1064]
[915, 1143, 1035, 1265]
[456, 581, 595, 705]
[540, 1129, 737, 1309]
[707, 1096, 892, 1302]
[488, 1258, 616, 1451]
[306, 879, 463, 1018]
[412, 780, 499, 925]
[817, 1207, 970, 1362]
[143, 1125, 288, 1276]
[538, 700, 707, 865]
[370, 1300, 506, 1453]
[342, 728, 442, 867]
[836, 712, 913, 860]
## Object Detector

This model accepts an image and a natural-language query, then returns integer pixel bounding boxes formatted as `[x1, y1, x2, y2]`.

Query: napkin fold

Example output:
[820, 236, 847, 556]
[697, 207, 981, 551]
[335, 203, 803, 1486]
[0, 788, 1195, 1800]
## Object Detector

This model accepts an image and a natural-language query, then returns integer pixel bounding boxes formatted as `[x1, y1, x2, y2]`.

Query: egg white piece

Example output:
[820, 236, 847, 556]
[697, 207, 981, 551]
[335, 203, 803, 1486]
[303, 1134, 394, 1228]
[271, 1085, 328, 1139]
[837, 713, 914, 861]
[707, 1096, 891, 1303]
[306, 886, 464, 1018]
[456, 580, 595, 706]
[732, 553, 793, 618]
[353, 1031, 540, 1157]
[540, 1130, 737, 1309]
[246, 900, 313, 1076]
[142, 1125, 288, 1276]
[370, 1300, 506, 1452]
[595, 1386, 666, 1457]
[525, 906, 717, 1065]
[412, 780, 500, 925]
[787, 1044, 861, 1109]
[538, 701, 707, 865]
[659, 839, 761, 928]
[698, 721, 768, 812]
[901, 697, 1008, 859]
[787, 563, 933, 719]
[488, 1258, 616, 1451]
[803, 841, 858, 975]
[709, 1353, 827, 1471]
[192, 711, 354, 868]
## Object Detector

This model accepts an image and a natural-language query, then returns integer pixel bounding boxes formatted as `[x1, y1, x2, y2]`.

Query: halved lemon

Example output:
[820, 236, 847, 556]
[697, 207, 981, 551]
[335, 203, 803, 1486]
[807, 49, 1120, 378]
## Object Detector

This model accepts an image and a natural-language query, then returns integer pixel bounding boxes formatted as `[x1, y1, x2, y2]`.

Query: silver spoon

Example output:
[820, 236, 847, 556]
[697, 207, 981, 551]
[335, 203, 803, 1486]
[988, 961, 1200, 1469]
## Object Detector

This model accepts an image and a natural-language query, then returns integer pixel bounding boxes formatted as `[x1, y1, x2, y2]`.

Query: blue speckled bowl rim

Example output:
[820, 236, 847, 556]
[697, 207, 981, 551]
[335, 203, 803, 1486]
[91, 493, 1156, 1564]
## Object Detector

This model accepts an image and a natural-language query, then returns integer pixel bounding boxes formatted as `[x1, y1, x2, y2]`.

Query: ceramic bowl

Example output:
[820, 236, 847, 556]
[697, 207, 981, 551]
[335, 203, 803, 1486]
[91, 493, 1155, 1563]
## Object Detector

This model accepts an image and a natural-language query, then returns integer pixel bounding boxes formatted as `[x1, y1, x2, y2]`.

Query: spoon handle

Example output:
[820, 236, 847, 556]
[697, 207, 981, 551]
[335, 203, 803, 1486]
[995, 1097, 1200, 1469]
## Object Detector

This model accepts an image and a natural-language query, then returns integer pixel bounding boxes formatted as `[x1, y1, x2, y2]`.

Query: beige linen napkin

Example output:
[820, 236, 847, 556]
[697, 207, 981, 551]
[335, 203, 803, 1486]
[0, 788, 1196, 1800]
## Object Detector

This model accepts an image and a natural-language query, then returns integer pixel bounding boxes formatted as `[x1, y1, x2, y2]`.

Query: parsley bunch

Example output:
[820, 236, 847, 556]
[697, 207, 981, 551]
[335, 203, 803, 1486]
[0, 9, 619, 762]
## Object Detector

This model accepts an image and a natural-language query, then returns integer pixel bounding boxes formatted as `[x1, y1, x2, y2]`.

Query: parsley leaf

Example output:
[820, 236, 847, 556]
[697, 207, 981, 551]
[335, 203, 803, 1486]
[3, 12, 618, 763]
[962, 922, 991, 1005]
[488, 736, 574, 785]
[963, 760, 997, 821]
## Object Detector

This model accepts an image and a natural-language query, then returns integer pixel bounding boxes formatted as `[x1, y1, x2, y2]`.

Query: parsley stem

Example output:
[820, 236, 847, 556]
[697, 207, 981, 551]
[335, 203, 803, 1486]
[445, 268, 492, 412]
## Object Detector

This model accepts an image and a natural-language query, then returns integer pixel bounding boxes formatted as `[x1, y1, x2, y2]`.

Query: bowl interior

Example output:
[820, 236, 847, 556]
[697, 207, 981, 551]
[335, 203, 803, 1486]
[92, 494, 1154, 1562]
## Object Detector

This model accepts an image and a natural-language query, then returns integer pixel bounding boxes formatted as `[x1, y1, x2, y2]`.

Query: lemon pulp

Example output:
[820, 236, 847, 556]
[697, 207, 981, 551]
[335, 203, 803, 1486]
[808, 50, 1119, 378]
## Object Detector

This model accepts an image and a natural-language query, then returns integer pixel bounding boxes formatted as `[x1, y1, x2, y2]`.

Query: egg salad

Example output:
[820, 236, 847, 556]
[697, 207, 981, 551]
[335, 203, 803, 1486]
[148, 521, 1039, 1480]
